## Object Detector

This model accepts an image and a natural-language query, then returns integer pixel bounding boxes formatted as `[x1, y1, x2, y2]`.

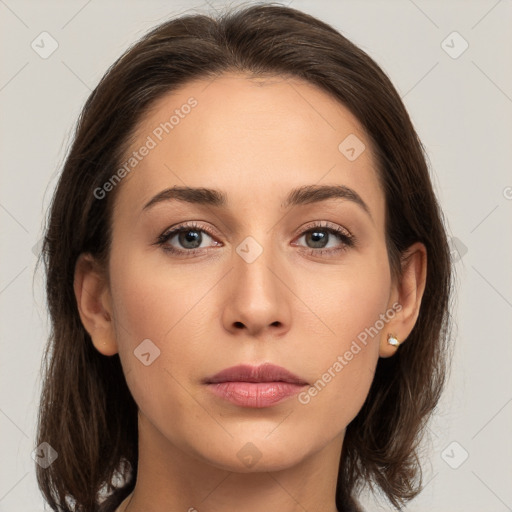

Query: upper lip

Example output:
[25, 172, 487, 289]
[204, 363, 308, 385]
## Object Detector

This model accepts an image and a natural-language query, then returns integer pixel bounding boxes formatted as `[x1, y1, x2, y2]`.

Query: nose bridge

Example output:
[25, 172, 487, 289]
[226, 230, 290, 330]
[233, 233, 279, 297]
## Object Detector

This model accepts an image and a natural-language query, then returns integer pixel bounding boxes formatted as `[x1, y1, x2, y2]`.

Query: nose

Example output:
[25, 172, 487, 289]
[221, 236, 292, 338]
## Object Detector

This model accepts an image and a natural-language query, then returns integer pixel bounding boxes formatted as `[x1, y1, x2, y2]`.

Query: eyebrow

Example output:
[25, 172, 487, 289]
[142, 184, 372, 220]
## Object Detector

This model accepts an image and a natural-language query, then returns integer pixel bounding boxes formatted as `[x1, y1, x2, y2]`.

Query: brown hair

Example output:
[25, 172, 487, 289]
[36, 3, 453, 511]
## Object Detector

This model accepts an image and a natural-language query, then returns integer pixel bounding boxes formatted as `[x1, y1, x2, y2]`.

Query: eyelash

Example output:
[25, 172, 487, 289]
[154, 221, 356, 258]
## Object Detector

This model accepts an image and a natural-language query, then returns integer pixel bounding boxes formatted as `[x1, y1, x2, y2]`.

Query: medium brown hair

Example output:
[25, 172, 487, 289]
[36, 3, 453, 511]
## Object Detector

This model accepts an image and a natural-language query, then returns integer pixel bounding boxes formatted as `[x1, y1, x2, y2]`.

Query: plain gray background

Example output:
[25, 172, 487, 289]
[1, 0, 511, 510]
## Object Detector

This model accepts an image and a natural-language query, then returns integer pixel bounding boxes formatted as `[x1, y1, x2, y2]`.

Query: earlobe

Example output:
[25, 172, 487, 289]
[73, 253, 118, 356]
[379, 242, 427, 358]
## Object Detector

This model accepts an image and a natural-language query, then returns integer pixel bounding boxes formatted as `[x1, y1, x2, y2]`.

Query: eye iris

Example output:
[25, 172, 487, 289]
[179, 230, 202, 249]
[308, 230, 328, 248]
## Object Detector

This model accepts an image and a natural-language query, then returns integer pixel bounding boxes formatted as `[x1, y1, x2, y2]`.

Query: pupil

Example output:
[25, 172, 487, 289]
[309, 230, 327, 248]
[181, 230, 201, 248]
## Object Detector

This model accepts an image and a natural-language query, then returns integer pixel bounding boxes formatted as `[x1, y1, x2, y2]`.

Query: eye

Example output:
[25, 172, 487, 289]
[155, 221, 221, 257]
[154, 220, 356, 258]
[293, 221, 355, 256]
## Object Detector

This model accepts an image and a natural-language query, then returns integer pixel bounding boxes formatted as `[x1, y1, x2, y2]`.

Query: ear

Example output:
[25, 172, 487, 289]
[73, 253, 118, 356]
[380, 241, 427, 358]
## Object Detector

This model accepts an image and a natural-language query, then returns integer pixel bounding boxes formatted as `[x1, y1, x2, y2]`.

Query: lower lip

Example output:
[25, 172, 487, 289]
[206, 382, 307, 408]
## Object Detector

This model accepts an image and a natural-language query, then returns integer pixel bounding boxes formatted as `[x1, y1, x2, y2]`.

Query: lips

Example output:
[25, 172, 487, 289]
[203, 363, 309, 408]
[203, 363, 308, 385]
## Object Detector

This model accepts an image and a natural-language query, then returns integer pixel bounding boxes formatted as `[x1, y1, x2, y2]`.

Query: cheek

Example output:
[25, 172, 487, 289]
[108, 245, 214, 342]
[107, 247, 220, 408]
[107, 256, 203, 432]
[297, 249, 391, 350]
[294, 254, 391, 425]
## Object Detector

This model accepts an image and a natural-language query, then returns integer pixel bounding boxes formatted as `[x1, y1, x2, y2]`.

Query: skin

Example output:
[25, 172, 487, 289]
[74, 72, 427, 512]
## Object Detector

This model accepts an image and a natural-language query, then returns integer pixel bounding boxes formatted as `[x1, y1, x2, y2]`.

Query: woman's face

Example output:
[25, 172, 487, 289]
[93, 73, 401, 471]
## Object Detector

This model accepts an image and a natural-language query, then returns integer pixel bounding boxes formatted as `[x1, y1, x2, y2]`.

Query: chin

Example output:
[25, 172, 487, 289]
[190, 434, 312, 473]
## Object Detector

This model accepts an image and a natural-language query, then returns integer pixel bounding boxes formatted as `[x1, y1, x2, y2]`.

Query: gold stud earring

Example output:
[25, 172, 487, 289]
[387, 333, 400, 348]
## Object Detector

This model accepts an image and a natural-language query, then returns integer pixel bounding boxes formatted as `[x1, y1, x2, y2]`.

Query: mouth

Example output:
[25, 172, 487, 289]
[203, 363, 309, 408]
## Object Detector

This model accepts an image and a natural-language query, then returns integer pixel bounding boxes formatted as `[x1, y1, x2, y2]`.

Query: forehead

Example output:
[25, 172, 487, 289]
[115, 72, 384, 221]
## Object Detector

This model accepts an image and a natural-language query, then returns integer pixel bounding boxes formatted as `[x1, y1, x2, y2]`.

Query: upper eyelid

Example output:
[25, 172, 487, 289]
[299, 220, 352, 237]
[162, 222, 218, 240]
